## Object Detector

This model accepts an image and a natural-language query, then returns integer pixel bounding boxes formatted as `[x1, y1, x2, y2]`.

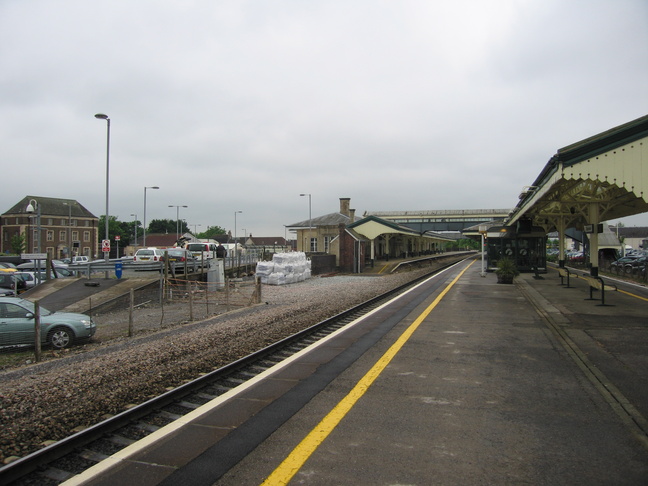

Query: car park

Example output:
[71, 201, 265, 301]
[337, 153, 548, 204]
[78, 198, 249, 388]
[0, 297, 96, 348]
[133, 248, 166, 264]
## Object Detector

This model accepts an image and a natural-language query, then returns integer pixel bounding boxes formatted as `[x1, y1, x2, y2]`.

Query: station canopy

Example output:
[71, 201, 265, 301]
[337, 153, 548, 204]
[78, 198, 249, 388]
[507, 114, 648, 233]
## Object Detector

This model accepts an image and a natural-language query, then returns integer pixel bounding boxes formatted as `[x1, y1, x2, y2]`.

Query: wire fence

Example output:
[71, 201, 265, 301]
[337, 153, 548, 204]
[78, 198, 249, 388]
[0, 276, 262, 365]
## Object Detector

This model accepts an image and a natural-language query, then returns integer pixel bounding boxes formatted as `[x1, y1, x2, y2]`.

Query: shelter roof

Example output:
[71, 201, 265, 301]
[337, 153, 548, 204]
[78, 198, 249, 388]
[508, 114, 648, 232]
[348, 215, 455, 241]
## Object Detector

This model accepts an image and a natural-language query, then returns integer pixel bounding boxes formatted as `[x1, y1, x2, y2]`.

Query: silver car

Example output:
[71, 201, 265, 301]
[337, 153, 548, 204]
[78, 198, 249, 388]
[0, 297, 96, 349]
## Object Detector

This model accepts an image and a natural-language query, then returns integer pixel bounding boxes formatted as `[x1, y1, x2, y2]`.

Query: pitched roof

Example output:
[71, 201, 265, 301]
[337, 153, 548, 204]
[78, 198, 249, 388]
[142, 234, 181, 248]
[286, 212, 350, 228]
[3, 195, 96, 218]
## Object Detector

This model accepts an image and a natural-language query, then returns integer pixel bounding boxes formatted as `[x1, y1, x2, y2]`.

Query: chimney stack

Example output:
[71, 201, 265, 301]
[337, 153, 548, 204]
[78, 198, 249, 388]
[339, 198, 351, 217]
[349, 209, 355, 223]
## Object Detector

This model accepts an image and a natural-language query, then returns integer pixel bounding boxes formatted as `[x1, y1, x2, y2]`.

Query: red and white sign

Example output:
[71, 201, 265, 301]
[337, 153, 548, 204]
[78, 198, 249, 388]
[102, 239, 111, 252]
[115, 235, 121, 241]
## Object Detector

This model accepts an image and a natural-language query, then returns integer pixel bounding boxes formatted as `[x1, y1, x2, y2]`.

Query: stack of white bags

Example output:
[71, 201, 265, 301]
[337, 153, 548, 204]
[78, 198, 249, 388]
[255, 252, 312, 285]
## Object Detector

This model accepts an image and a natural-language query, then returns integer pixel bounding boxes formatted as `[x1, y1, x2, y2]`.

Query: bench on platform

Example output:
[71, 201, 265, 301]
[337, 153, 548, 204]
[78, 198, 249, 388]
[579, 274, 617, 306]
[557, 267, 572, 287]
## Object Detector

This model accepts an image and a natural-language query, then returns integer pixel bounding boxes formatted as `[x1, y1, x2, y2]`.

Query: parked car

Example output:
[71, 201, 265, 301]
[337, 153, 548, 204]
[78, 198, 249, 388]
[160, 249, 199, 273]
[0, 287, 15, 296]
[0, 297, 96, 348]
[72, 256, 90, 264]
[610, 255, 640, 274]
[133, 248, 166, 264]
[0, 272, 27, 293]
[185, 242, 219, 260]
[16, 262, 73, 277]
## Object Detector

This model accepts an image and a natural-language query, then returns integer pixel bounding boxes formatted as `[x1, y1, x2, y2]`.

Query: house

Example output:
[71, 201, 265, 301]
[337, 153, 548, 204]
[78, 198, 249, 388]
[1, 196, 99, 259]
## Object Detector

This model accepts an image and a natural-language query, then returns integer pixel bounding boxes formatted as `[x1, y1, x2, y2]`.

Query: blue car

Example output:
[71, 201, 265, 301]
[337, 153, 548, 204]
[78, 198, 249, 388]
[0, 297, 96, 349]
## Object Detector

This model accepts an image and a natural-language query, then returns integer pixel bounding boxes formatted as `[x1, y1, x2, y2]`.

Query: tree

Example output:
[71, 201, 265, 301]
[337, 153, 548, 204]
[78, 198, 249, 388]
[98, 215, 124, 243]
[148, 218, 178, 235]
[10, 233, 26, 255]
[198, 225, 227, 239]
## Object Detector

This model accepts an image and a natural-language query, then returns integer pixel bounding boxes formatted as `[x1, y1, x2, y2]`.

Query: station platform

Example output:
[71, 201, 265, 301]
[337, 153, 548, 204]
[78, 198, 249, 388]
[66, 259, 648, 486]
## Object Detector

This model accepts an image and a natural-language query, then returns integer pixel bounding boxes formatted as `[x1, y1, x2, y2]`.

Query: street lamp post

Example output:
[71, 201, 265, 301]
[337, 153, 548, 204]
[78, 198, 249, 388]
[169, 205, 188, 241]
[191, 224, 201, 235]
[62, 201, 74, 259]
[131, 214, 138, 245]
[94, 114, 110, 265]
[299, 193, 312, 253]
[234, 210, 242, 246]
[26, 199, 42, 284]
[143, 186, 159, 247]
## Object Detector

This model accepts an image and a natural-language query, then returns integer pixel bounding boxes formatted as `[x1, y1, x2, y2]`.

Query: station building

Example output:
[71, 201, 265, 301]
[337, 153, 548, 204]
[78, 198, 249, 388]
[1, 196, 99, 260]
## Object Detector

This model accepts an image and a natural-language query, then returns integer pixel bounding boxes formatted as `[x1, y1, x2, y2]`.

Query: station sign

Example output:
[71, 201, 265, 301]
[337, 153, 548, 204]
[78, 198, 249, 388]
[22, 253, 47, 260]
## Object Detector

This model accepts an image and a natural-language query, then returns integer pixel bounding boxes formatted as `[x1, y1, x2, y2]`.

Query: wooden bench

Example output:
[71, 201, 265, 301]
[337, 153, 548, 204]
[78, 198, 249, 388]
[579, 274, 617, 306]
[557, 267, 571, 287]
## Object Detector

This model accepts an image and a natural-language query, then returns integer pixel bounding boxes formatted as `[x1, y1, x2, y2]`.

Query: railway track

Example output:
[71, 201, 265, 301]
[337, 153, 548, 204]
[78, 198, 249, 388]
[1, 260, 465, 485]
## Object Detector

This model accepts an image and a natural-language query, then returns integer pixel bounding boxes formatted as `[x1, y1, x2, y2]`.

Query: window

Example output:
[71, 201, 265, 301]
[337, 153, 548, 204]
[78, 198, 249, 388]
[47, 231, 54, 241]
[72, 231, 79, 241]
[84, 231, 90, 242]
[310, 237, 317, 252]
[59, 231, 66, 241]
[324, 236, 331, 253]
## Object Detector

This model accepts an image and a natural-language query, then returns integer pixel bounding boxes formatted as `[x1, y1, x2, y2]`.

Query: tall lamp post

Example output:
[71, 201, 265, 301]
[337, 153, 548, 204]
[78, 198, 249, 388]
[131, 213, 138, 245]
[25, 199, 42, 284]
[169, 205, 188, 241]
[62, 201, 74, 259]
[94, 113, 110, 265]
[234, 210, 242, 249]
[299, 193, 312, 253]
[143, 186, 159, 247]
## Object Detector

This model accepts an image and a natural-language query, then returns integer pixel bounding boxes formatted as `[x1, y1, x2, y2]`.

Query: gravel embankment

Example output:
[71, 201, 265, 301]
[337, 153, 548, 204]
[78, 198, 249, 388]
[0, 270, 429, 463]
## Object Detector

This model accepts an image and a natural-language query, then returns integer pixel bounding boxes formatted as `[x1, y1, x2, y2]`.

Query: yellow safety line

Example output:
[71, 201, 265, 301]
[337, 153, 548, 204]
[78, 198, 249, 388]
[261, 260, 475, 485]
[617, 289, 648, 302]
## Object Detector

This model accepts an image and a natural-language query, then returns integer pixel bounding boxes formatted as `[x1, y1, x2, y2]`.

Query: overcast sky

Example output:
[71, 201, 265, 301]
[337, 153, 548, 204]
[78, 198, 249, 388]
[1, 0, 647, 239]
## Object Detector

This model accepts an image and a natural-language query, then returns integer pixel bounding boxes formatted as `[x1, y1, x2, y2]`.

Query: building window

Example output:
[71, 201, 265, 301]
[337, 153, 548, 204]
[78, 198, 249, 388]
[47, 231, 54, 241]
[72, 230, 79, 241]
[59, 231, 66, 241]
[84, 231, 90, 242]
[310, 237, 317, 252]
[324, 236, 331, 253]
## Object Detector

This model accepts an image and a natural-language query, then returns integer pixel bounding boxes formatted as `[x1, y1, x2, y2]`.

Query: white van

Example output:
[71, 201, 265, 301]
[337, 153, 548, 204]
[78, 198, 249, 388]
[185, 242, 218, 260]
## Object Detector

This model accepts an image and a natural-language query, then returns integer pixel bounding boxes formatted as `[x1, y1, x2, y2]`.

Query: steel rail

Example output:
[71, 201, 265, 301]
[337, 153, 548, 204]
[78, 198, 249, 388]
[0, 257, 471, 485]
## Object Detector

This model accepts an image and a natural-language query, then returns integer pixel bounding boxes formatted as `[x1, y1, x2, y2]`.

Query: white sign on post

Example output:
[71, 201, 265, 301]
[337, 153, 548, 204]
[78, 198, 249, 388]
[102, 239, 111, 253]
[22, 253, 48, 260]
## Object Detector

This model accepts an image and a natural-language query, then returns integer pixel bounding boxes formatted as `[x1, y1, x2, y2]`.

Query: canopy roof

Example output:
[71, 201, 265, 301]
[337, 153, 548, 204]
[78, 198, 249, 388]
[507, 114, 648, 232]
